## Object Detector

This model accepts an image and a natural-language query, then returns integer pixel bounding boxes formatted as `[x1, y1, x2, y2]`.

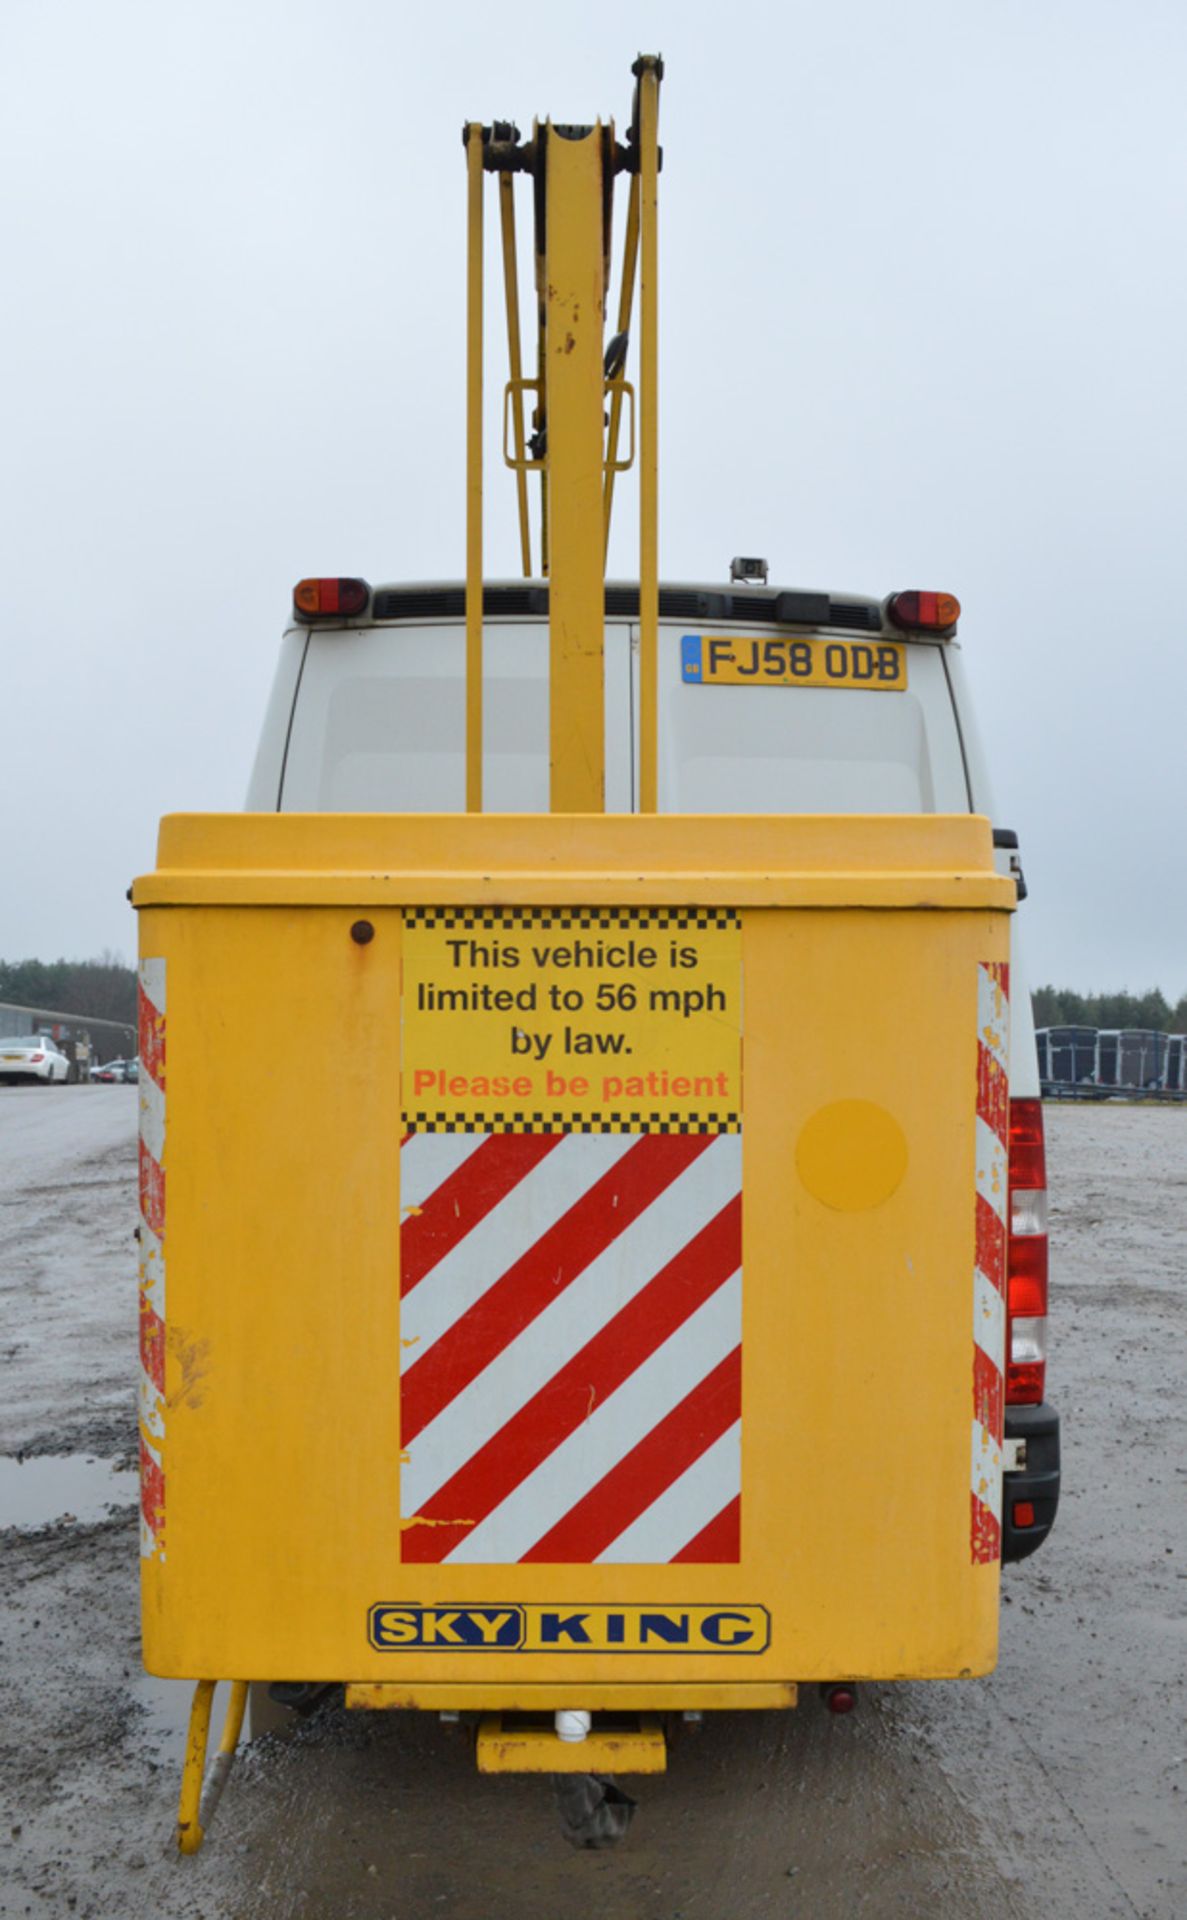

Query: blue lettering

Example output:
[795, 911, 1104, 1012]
[540, 1611, 592, 1644]
[640, 1612, 690, 1644]
[700, 1611, 755, 1647]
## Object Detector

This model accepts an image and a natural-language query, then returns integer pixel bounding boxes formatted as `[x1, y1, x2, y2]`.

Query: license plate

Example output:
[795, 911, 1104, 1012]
[681, 633, 906, 691]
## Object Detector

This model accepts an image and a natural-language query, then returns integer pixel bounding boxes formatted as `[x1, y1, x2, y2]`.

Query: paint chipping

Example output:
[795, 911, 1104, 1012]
[165, 1330, 210, 1412]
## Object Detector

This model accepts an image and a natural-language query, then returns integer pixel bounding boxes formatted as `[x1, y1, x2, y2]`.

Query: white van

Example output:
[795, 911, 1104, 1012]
[247, 572, 1060, 1561]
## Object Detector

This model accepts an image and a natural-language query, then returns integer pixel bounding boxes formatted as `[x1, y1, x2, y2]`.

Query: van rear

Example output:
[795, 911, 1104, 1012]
[240, 574, 1057, 1569]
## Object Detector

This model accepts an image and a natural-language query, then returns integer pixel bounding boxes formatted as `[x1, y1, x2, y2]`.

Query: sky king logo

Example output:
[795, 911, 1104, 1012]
[368, 1604, 770, 1653]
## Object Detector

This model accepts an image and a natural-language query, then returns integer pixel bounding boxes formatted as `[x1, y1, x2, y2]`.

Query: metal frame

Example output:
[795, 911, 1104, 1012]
[462, 58, 664, 819]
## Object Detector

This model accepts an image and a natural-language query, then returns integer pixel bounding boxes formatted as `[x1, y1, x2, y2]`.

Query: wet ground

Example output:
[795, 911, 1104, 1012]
[2, 1088, 1184, 1918]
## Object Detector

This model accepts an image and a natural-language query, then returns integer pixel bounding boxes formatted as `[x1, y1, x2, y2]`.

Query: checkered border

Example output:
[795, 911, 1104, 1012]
[405, 1110, 742, 1136]
[405, 907, 740, 932]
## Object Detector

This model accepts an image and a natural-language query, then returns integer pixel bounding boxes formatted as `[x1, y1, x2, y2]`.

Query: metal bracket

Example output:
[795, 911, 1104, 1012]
[503, 376, 635, 474]
[1003, 1436, 1028, 1472]
[476, 1712, 667, 1774]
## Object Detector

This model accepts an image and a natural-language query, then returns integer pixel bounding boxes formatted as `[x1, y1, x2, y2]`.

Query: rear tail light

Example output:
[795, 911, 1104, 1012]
[1006, 1096, 1048, 1404]
[30, 1051, 45, 1062]
[886, 590, 961, 632]
[293, 577, 370, 621]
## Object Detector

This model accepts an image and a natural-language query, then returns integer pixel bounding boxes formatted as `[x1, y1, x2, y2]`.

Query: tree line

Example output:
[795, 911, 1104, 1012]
[3, 954, 1184, 1040]
[1031, 985, 1187, 1033]
[0, 955, 137, 1027]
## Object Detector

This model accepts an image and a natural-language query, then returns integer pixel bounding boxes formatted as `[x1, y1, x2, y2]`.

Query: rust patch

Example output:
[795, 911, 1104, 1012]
[165, 1328, 210, 1412]
[400, 1514, 476, 1532]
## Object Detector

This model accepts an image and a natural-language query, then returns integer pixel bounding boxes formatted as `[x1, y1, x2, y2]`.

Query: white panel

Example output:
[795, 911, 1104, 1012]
[280, 620, 634, 813]
[972, 1266, 1006, 1367]
[139, 956, 166, 1015]
[642, 624, 969, 816]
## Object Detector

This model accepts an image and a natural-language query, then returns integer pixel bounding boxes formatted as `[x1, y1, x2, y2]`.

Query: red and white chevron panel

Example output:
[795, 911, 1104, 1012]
[138, 958, 167, 1562]
[971, 960, 1009, 1563]
[398, 1131, 743, 1565]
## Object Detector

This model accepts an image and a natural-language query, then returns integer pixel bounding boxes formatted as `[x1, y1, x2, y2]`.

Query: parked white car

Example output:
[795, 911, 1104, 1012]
[0, 1036, 71, 1084]
[90, 1057, 136, 1083]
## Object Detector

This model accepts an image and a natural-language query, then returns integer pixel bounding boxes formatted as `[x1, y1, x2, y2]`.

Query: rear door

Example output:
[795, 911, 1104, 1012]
[632, 621, 970, 814]
[280, 619, 634, 813]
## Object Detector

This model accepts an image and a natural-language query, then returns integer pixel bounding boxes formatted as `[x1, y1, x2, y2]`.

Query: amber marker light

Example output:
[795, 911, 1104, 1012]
[293, 577, 371, 620]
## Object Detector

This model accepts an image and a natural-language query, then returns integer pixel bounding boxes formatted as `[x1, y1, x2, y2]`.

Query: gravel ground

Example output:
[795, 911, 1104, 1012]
[1, 1090, 1184, 1919]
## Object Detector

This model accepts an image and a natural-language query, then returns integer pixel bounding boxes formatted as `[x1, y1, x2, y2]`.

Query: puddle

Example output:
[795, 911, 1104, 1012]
[128, 1674, 282, 1763]
[0, 1452, 139, 1529]
[129, 1668, 195, 1761]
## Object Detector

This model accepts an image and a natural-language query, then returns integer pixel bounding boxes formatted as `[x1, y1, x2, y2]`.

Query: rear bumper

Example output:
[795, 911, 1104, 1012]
[1001, 1402, 1060, 1562]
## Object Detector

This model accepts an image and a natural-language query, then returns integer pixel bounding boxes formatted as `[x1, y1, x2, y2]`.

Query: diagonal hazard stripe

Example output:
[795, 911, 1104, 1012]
[598, 1421, 741, 1564]
[401, 1194, 742, 1563]
[400, 1132, 488, 1208]
[139, 1138, 165, 1240]
[401, 1139, 743, 1515]
[437, 1274, 741, 1565]
[139, 1299, 165, 1394]
[971, 1491, 1001, 1564]
[520, 1348, 741, 1563]
[973, 1342, 1003, 1441]
[671, 1493, 741, 1564]
[977, 1043, 1008, 1140]
[138, 971, 165, 1094]
[400, 1132, 562, 1295]
[975, 1115, 1008, 1226]
[976, 1190, 1006, 1295]
[401, 1132, 715, 1445]
[401, 1133, 639, 1364]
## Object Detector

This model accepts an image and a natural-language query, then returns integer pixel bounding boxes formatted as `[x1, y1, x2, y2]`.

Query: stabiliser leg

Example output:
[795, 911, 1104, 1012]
[177, 1679, 248, 1855]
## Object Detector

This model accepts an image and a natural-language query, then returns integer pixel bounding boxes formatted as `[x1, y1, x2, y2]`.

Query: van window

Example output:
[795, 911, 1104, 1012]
[652, 634, 969, 814]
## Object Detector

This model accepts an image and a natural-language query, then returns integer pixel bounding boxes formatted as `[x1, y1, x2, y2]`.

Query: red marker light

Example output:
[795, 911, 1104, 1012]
[1013, 1501, 1036, 1529]
[886, 590, 961, 632]
[293, 577, 370, 620]
[822, 1684, 857, 1715]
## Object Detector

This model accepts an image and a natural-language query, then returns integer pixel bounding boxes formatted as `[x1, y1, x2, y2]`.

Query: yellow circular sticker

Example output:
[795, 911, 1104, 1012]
[795, 1100, 908, 1212]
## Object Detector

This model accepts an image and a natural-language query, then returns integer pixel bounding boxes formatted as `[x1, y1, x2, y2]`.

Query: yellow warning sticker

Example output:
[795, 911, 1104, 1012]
[401, 906, 742, 1133]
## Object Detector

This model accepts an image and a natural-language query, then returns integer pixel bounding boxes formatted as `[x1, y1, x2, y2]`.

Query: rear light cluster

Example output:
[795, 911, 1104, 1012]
[886, 590, 961, 632]
[1006, 1096, 1048, 1404]
[293, 577, 370, 621]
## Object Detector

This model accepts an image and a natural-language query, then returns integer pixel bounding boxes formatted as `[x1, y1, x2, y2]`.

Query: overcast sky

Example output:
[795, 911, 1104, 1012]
[3, 0, 1184, 993]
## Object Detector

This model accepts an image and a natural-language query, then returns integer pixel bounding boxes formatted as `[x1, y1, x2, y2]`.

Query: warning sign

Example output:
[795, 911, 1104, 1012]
[401, 906, 741, 1133]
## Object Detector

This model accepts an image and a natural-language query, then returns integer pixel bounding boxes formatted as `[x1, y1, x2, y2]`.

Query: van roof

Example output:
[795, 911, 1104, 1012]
[354, 580, 896, 636]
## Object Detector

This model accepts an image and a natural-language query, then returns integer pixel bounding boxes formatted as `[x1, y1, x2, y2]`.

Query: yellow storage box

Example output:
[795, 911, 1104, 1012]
[134, 811, 1013, 1708]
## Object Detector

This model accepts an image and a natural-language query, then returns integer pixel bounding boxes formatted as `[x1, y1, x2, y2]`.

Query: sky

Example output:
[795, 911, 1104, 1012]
[3, 0, 1185, 992]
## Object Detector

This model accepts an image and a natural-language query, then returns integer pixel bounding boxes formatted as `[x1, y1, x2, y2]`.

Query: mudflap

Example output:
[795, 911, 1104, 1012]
[551, 1772, 638, 1849]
